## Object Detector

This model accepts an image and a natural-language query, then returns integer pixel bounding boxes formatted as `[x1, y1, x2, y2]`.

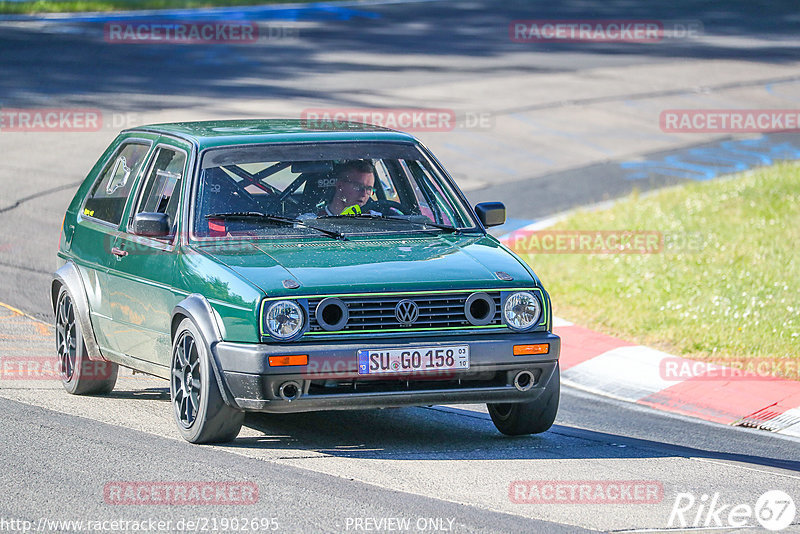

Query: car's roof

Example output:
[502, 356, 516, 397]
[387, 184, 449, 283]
[125, 119, 418, 150]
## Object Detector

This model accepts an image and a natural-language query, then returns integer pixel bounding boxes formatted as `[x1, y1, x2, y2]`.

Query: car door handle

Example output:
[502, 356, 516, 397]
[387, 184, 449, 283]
[111, 247, 128, 258]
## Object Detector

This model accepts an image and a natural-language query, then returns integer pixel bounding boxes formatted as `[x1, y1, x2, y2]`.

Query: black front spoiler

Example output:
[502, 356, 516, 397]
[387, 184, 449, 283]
[210, 331, 560, 412]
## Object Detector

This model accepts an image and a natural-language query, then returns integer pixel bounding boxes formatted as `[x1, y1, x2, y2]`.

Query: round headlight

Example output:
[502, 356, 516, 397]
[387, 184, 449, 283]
[264, 300, 305, 340]
[503, 291, 541, 331]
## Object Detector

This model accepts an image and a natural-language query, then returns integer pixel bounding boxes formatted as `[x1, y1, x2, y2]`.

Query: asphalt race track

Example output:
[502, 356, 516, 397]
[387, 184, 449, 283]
[1, 313, 798, 532]
[0, 0, 799, 532]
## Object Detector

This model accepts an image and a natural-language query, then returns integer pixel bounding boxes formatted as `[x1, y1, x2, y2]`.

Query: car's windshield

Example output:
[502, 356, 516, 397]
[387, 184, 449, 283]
[192, 142, 478, 239]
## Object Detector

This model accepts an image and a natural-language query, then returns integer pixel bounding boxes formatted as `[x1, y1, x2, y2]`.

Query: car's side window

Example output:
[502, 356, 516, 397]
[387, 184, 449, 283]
[83, 142, 150, 225]
[374, 159, 400, 203]
[403, 160, 458, 225]
[133, 146, 187, 237]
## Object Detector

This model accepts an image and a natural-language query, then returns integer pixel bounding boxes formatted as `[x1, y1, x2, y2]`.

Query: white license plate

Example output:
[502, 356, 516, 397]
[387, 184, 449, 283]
[357, 345, 470, 375]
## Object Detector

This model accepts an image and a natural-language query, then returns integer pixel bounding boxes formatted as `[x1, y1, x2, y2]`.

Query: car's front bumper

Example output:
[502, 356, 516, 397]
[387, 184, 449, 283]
[211, 331, 560, 413]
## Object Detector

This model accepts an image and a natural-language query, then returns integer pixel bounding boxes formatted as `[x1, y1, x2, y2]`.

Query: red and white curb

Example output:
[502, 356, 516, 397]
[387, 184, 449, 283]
[553, 320, 800, 437]
[498, 225, 800, 438]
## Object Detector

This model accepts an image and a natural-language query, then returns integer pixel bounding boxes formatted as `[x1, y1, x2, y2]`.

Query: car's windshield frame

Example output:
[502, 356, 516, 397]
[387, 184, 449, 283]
[187, 140, 483, 243]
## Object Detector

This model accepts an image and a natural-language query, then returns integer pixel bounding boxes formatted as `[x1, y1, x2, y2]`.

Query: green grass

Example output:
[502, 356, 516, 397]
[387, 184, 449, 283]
[0, 0, 317, 14]
[517, 162, 800, 379]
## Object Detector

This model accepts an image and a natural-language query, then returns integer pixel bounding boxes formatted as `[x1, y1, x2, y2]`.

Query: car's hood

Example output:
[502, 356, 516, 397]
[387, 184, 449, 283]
[196, 234, 536, 297]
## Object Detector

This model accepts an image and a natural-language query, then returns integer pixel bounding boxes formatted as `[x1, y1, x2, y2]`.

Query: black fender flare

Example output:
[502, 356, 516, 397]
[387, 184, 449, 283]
[172, 294, 240, 410]
[51, 262, 106, 362]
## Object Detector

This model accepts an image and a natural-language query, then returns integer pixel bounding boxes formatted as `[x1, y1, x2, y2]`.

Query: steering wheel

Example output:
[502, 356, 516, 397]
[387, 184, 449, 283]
[369, 199, 407, 215]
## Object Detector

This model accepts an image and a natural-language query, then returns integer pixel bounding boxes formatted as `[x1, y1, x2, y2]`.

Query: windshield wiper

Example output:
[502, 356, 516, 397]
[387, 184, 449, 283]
[206, 212, 348, 241]
[318, 213, 462, 234]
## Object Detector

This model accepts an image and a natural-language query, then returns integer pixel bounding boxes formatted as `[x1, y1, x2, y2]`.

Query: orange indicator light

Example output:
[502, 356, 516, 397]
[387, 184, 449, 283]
[268, 355, 308, 366]
[513, 344, 549, 356]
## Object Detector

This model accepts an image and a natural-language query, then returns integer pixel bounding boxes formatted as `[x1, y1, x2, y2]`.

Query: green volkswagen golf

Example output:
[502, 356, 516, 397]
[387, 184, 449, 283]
[53, 120, 560, 443]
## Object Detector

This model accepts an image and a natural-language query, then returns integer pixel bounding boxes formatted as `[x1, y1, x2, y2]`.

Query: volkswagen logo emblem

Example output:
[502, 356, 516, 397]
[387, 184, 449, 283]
[395, 299, 419, 326]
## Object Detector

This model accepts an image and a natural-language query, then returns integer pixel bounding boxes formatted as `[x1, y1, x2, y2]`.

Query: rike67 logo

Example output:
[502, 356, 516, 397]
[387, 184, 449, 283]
[669, 490, 796, 531]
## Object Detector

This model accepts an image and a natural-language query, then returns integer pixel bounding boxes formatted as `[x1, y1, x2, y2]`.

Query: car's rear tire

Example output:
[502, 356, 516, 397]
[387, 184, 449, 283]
[170, 318, 244, 444]
[55, 286, 118, 395]
[487, 364, 560, 436]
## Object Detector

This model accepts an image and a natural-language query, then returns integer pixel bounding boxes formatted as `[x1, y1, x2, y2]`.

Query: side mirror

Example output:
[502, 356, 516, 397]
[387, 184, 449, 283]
[133, 212, 171, 238]
[474, 202, 506, 228]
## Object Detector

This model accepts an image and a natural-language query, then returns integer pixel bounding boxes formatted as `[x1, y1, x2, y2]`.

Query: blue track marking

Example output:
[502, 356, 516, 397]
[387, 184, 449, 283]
[621, 135, 800, 181]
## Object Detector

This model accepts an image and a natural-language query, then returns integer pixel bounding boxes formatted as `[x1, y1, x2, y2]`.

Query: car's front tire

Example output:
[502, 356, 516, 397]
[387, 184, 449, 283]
[55, 286, 118, 395]
[487, 364, 560, 436]
[170, 318, 244, 444]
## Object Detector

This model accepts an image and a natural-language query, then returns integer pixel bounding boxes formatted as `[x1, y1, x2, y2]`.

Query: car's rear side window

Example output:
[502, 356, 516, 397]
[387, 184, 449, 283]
[133, 146, 187, 237]
[83, 142, 150, 225]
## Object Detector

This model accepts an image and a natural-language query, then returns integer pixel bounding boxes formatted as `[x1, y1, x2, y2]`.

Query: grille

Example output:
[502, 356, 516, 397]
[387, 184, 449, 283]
[307, 292, 504, 332]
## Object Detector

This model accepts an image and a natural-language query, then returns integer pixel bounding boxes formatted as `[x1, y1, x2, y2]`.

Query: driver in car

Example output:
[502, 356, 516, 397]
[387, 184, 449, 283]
[320, 160, 377, 216]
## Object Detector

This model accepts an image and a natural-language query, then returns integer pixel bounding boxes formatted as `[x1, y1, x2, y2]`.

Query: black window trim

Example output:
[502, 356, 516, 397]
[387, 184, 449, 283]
[124, 141, 190, 248]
